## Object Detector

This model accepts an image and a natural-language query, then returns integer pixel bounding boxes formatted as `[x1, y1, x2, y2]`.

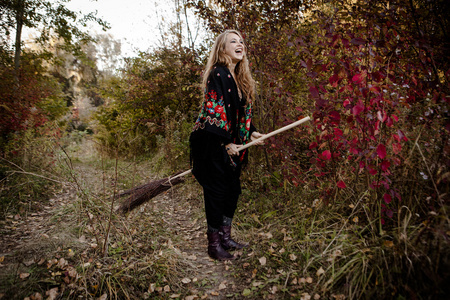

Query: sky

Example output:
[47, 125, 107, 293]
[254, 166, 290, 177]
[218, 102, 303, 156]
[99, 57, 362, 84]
[64, 0, 177, 57]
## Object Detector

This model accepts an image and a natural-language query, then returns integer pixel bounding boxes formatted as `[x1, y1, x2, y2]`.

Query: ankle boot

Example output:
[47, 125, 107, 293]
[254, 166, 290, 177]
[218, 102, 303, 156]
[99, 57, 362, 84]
[219, 225, 248, 250]
[207, 231, 235, 261]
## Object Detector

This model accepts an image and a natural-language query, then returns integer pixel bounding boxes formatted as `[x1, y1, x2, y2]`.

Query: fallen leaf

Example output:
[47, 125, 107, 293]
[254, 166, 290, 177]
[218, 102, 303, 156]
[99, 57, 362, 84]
[181, 277, 191, 284]
[384, 240, 394, 248]
[218, 282, 227, 290]
[210, 291, 219, 296]
[148, 283, 156, 293]
[23, 259, 34, 266]
[67, 267, 77, 278]
[47, 258, 56, 269]
[30, 292, 43, 300]
[316, 267, 325, 276]
[45, 287, 58, 300]
[252, 281, 263, 287]
[163, 285, 170, 292]
[306, 277, 313, 283]
[98, 294, 107, 300]
[170, 294, 181, 298]
[301, 292, 311, 300]
[57, 258, 67, 268]
[242, 289, 251, 296]
[185, 296, 198, 300]
[270, 285, 278, 294]
[19, 273, 30, 279]
[314, 294, 321, 300]
[259, 256, 267, 266]
[289, 254, 297, 261]
[252, 268, 257, 278]
[312, 199, 321, 207]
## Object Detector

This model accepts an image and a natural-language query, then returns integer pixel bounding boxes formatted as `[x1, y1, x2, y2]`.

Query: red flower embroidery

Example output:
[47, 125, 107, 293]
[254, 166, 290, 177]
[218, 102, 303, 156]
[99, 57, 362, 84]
[206, 101, 213, 108]
[208, 90, 217, 100]
[215, 105, 224, 113]
[221, 113, 227, 121]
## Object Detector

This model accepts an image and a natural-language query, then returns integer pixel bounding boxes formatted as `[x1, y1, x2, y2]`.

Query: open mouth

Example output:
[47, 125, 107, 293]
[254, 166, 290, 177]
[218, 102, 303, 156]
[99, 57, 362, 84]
[235, 49, 243, 54]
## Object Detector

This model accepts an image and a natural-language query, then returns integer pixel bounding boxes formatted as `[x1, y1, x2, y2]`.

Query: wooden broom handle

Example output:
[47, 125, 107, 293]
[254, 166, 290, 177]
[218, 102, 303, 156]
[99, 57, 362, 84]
[236, 116, 311, 151]
[168, 116, 311, 181]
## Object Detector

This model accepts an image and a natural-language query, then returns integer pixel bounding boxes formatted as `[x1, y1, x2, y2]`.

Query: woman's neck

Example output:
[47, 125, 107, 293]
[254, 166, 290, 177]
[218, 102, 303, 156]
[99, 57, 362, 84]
[228, 63, 236, 76]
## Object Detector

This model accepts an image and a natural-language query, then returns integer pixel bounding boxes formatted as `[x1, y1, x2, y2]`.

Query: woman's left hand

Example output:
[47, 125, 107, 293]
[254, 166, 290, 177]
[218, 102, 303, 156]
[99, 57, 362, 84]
[251, 132, 265, 145]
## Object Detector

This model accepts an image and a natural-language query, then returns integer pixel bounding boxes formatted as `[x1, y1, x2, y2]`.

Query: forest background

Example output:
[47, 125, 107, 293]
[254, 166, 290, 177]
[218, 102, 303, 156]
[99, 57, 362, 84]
[0, 0, 449, 299]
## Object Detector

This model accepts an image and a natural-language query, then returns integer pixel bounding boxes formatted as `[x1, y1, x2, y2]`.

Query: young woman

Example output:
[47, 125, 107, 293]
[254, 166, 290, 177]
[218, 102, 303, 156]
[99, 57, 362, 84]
[190, 30, 264, 260]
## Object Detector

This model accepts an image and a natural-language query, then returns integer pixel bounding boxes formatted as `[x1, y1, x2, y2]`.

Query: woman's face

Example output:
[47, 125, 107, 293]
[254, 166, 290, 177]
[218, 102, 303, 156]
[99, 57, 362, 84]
[223, 33, 245, 64]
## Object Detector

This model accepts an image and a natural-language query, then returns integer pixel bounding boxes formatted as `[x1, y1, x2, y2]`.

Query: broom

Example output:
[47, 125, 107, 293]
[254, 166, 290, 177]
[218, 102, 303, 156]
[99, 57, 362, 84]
[116, 116, 311, 213]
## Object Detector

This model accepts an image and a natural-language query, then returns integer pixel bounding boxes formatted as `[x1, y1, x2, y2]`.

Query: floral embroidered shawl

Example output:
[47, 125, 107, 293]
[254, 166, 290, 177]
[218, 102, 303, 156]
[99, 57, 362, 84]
[192, 65, 255, 163]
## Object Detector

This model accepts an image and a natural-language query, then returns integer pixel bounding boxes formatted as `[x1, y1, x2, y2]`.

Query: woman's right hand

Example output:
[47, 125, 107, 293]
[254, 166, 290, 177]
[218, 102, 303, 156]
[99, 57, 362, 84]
[225, 143, 240, 156]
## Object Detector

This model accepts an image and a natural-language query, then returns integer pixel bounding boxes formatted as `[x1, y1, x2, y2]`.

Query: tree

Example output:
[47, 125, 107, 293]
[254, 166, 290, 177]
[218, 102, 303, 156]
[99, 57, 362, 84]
[94, 45, 204, 156]
[187, 0, 315, 171]
[0, 0, 108, 83]
[0, 0, 109, 147]
[187, 0, 449, 227]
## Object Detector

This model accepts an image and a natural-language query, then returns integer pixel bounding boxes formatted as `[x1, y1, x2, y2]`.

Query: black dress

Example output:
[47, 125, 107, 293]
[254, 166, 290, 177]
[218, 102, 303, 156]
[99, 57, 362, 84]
[190, 65, 256, 229]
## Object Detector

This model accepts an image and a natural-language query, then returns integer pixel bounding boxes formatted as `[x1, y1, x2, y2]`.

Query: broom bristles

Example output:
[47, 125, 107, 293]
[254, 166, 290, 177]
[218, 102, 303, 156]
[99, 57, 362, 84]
[116, 172, 186, 214]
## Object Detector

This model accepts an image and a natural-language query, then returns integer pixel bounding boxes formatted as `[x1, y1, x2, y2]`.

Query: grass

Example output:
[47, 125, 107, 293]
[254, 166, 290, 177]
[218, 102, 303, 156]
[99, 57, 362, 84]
[0, 135, 196, 299]
[229, 180, 450, 299]
[1, 128, 448, 299]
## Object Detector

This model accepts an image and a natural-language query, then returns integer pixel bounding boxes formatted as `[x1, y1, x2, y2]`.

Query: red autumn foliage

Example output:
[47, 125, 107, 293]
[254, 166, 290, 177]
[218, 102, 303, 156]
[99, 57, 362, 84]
[0, 65, 52, 145]
[187, 0, 449, 225]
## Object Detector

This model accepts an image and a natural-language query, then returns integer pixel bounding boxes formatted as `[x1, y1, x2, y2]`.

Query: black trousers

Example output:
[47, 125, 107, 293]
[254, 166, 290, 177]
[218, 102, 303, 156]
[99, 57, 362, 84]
[190, 132, 243, 229]
[203, 182, 239, 229]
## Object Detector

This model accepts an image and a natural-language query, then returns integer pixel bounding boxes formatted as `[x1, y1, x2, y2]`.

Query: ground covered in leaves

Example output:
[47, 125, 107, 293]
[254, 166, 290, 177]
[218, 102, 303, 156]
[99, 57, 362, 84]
[0, 138, 257, 299]
[1, 137, 448, 300]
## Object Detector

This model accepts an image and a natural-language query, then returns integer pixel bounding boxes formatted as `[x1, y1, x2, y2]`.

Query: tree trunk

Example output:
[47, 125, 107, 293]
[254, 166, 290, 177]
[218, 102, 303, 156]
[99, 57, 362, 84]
[14, 0, 25, 85]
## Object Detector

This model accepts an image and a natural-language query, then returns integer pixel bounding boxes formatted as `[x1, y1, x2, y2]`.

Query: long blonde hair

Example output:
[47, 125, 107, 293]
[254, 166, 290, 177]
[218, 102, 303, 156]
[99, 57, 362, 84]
[202, 30, 255, 103]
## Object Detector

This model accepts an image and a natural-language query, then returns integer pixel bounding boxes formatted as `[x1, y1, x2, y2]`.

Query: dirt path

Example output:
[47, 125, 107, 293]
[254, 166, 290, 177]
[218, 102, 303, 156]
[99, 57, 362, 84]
[154, 192, 242, 299]
[0, 138, 243, 299]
